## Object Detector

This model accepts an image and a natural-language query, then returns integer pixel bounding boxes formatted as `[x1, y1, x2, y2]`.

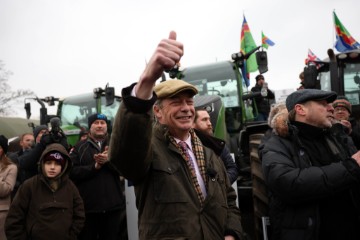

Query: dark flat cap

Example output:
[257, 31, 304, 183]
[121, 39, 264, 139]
[286, 89, 337, 111]
[154, 79, 198, 99]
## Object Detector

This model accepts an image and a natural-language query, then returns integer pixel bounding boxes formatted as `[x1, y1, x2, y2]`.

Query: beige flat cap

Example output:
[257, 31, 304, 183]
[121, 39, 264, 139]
[154, 79, 198, 99]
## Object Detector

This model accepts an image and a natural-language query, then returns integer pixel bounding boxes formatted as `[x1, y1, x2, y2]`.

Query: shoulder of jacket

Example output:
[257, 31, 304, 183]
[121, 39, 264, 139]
[75, 140, 93, 151]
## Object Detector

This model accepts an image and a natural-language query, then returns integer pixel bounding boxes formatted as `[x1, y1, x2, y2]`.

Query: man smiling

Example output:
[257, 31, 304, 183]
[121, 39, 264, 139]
[109, 31, 245, 240]
[70, 113, 126, 240]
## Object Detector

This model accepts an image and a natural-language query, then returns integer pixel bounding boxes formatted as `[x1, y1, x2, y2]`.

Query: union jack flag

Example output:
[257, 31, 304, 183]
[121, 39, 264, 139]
[305, 49, 322, 68]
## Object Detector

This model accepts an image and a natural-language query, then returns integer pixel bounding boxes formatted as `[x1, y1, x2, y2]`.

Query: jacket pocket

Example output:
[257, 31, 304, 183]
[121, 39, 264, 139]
[152, 161, 189, 203]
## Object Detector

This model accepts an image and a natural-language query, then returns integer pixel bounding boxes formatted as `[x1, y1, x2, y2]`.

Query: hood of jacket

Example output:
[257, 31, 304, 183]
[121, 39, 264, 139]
[269, 104, 289, 137]
[39, 143, 72, 179]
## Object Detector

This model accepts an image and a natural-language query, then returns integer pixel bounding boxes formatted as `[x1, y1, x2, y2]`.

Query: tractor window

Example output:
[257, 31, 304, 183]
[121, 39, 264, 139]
[182, 61, 249, 133]
[319, 72, 331, 92]
[188, 78, 240, 107]
[206, 79, 239, 107]
[344, 63, 360, 105]
[60, 96, 121, 129]
[61, 103, 95, 129]
[100, 97, 121, 124]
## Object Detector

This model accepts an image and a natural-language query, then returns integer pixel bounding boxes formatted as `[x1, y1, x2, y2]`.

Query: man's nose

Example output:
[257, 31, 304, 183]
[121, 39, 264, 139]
[327, 104, 335, 113]
[180, 101, 191, 110]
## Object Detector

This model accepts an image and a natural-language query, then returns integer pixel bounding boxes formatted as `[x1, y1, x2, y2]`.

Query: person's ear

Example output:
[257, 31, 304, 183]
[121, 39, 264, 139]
[153, 104, 162, 120]
[294, 104, 307, 116]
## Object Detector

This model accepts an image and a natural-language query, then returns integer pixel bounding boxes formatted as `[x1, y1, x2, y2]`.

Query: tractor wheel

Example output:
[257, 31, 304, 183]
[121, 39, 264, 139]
[249, 133, 269, 240]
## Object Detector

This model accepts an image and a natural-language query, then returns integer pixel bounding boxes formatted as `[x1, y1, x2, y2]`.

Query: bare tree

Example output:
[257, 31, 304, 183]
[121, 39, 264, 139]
[0, 61, 35, 116]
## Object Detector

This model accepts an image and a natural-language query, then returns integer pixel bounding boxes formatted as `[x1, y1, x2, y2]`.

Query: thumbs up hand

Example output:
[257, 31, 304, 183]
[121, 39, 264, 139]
[136, 31, 184, 99]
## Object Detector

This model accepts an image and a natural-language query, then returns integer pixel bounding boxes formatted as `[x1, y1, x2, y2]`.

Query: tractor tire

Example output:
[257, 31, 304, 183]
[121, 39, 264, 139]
[249, 133, 269, 240]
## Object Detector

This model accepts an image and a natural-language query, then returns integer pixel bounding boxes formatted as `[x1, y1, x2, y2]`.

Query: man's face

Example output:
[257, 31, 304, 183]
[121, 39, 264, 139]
[301, 100, 334, 128]
[334, 106, 350, 121]
[154, 92, 195, 139]
[257, 78, 265, 86]
[193, 110, 213, 135]
[20, 134, 34, 150]
[90, 120, 107, 139]
[36, 129, 48, 143]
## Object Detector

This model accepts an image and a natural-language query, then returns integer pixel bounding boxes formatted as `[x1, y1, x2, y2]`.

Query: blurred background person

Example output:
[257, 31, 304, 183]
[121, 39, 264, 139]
[33, 125, 48, 144]
[0, 135, 17, 240]
[297, 71, 305, 90]
[251, 74, 275, 121]
[193, 109, 238, 184]
[7, 133, 34, 199]
[70, 114, 126, 240]
[333, 96, 360, 149]
[78, 128, 88, 142]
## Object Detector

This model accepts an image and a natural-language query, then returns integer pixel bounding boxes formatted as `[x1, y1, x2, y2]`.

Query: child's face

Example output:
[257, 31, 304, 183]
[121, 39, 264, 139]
[44, 160, 62, 178]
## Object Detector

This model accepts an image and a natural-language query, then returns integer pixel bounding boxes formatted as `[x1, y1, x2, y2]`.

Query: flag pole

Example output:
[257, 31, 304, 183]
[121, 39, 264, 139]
[332, 10, 335, 51]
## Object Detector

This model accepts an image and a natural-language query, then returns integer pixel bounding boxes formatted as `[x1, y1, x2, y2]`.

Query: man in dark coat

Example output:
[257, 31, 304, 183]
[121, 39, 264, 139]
[259, 89, 360, 240]
[109, 31, 244, 240]
[251, 74, 275, 121]
[70, 113, 126, 240]
[193, 109, 238, 184]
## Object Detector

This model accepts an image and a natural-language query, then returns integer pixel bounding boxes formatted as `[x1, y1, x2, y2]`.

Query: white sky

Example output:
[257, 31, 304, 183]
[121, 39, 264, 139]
[1, 0, 360, 117]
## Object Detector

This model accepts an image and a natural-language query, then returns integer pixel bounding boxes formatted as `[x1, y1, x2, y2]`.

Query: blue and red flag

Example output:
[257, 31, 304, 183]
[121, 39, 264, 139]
[261, 31, 275, 49]
[333, 11, 360, 52]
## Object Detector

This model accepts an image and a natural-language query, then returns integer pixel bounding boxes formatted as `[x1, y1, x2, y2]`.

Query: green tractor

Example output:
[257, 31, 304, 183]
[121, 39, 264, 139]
[25, 84, 121, 146]
[304, 49, 360, 120]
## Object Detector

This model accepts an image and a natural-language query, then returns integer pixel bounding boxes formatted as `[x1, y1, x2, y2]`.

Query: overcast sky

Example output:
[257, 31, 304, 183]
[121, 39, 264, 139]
[1, 0, 360, 117]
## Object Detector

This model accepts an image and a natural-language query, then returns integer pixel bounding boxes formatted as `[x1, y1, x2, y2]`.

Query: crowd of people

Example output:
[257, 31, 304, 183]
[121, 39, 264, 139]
[0, 113, 127, 240]
[1, 30, 360, 240]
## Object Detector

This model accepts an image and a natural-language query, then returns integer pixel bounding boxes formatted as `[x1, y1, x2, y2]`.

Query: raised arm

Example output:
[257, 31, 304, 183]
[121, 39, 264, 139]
[109, 31, 184, 182]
